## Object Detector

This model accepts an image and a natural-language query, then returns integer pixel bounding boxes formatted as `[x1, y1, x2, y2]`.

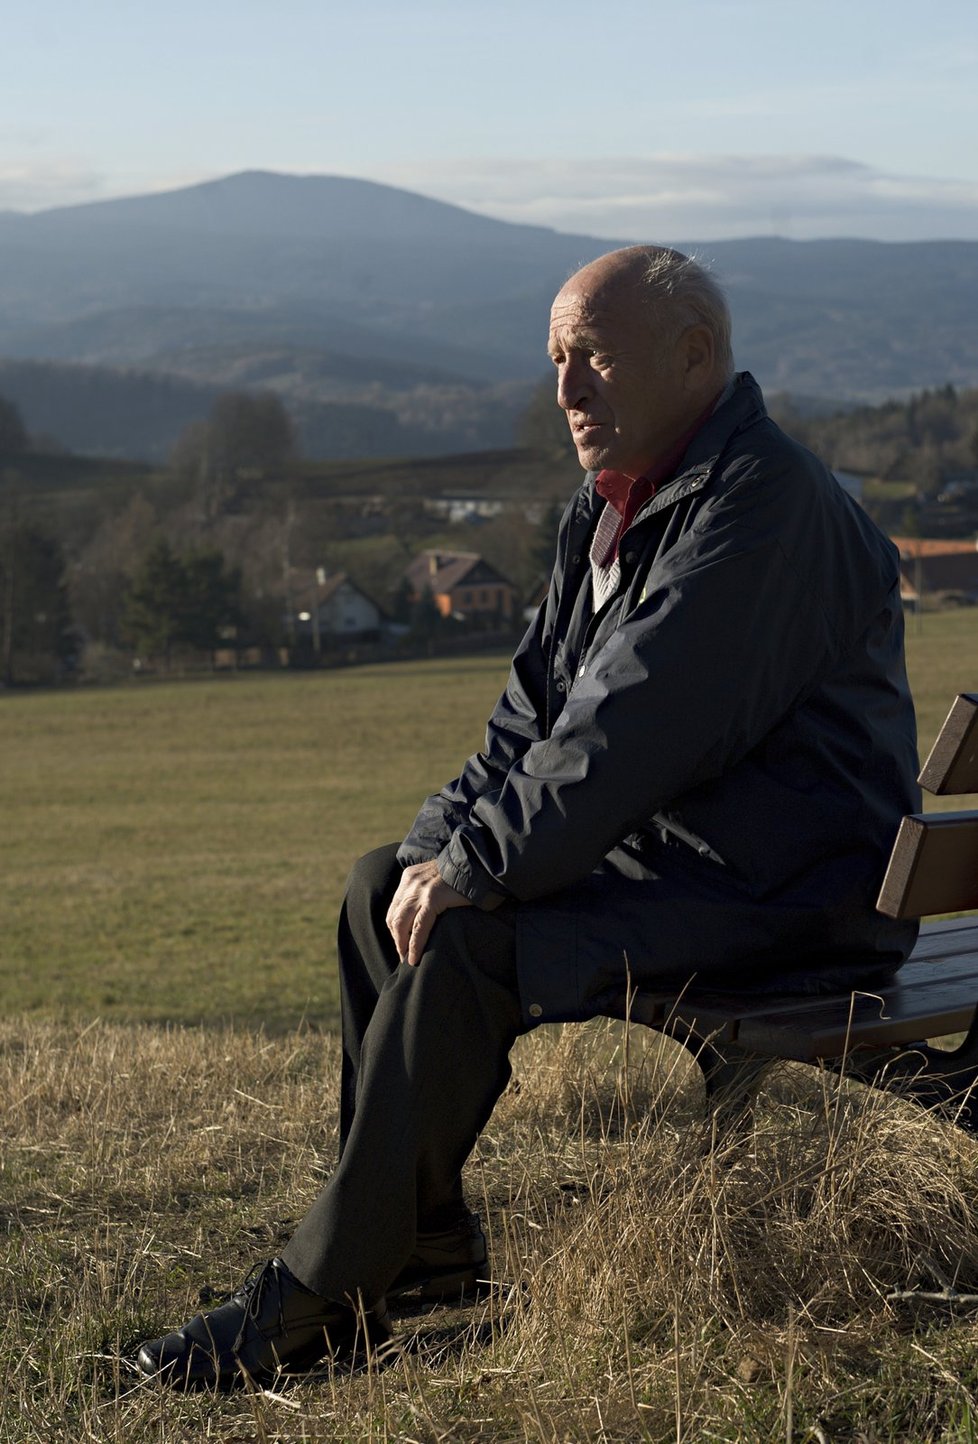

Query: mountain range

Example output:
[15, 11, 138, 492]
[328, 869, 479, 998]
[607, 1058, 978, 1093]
[2, 170, 977, 460]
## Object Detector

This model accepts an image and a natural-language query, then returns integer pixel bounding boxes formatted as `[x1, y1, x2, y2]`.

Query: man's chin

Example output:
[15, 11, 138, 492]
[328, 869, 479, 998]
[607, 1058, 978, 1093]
[569, 433, 606, 467]
[574, 440, 615, 471]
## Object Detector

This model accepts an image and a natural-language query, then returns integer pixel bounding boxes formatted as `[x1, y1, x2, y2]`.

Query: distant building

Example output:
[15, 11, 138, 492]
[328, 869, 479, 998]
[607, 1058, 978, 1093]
[936, 469, 978, 504]
[424, 495, 507, 524]
[405, 550, 516, 626]
[292, 572, 384, 644]
[890, 537, 978, 608]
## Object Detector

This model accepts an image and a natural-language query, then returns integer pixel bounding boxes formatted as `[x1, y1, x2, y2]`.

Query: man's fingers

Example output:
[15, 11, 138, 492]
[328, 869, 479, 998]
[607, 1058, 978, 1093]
[407, 904, 436, 967]
[386, 865, 471, 964]
[387, 901, 414, 962]
[386, 862, 437, 957]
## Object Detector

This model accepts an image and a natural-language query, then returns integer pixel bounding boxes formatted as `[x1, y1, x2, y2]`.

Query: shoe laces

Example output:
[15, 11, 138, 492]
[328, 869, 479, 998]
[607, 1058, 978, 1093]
[233, 1258, 292, 1354]
[198, 1258, 274, 1310]
[196, 1259, 288, 1354]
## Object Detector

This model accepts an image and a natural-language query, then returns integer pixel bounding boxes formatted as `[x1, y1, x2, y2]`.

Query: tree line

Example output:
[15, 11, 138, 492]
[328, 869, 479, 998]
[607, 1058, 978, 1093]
[4, 377, 978, 686]
[0, 390, 287, 683]
[520, 376, 978, 487]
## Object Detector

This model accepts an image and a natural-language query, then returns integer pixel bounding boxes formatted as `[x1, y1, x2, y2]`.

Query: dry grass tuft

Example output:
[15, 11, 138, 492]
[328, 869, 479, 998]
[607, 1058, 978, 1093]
[5, 1016, 978, 1441]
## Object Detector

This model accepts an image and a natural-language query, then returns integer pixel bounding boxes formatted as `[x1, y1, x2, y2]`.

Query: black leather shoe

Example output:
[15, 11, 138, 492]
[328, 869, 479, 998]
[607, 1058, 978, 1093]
[388, 1212, 487, 1301]
[136, 1257, 391, 1389]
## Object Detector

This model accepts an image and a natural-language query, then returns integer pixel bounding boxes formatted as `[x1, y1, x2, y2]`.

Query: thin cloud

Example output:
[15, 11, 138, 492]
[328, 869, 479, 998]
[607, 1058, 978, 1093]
[0, 162, 110, 212]
[3, 152, 978, 244]
[372, 154, 978, 242]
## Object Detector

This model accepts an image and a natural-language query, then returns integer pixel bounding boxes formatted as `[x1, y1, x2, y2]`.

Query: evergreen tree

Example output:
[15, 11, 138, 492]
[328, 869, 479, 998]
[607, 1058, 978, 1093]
[0, 395, 28, 456]
[181, 550, 243, 652]
[409, 586, 442, 643]
[0, 520, 77, 685]
[125, 540, 243, 666]
[124, 539, 188, 667]
[389, 575, 414, 626]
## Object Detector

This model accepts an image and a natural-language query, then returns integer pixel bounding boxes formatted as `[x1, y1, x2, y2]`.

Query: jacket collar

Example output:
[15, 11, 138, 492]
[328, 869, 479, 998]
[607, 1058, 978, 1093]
[577, 372, 767, 525]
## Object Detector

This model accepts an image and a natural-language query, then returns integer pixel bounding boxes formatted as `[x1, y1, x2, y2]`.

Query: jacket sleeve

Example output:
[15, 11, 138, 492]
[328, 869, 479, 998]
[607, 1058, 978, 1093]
[433, 458, 869, 904]
[396, 498, 577, 866]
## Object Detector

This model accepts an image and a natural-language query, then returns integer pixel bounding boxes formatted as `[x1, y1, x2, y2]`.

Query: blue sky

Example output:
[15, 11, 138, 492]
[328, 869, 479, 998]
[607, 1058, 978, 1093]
[2, 0, 977, 239]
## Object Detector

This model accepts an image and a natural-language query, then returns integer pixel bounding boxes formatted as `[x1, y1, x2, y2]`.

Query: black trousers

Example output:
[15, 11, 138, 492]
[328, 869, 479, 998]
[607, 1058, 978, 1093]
[281, 845, 528, 1305]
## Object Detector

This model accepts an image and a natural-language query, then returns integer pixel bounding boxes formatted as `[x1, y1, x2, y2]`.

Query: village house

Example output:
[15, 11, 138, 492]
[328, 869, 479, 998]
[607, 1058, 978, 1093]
[890, 536, 978, 609]
[292, 571, 385, 648]
[405, 550, 516, 627]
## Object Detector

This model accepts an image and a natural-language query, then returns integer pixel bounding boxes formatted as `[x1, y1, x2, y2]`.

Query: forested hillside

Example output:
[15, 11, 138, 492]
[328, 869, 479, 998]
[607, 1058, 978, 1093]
[3, 173, 978, 466]
[0, 357, 529, 463]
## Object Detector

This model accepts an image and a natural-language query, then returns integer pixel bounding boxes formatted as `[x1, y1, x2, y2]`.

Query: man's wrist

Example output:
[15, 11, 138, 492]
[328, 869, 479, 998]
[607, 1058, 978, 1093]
[436, 843, 507, 911]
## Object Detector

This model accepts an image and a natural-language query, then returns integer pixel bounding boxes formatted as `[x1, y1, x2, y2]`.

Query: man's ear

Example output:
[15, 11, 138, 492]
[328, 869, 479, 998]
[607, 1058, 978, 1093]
[680, 324, 716, 391]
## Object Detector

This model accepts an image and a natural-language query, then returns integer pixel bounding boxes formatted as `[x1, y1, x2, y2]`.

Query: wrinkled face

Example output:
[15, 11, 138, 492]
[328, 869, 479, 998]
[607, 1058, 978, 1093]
[547, 280, 692, 476]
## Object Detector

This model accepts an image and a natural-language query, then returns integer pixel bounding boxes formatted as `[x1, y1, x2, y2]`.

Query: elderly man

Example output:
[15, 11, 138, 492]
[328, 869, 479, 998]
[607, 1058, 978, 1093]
[138, 245, 919, 1387]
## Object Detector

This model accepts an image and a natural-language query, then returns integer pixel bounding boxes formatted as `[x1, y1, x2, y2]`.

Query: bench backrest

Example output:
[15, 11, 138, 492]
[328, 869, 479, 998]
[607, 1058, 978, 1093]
[878, 693, 978, 919]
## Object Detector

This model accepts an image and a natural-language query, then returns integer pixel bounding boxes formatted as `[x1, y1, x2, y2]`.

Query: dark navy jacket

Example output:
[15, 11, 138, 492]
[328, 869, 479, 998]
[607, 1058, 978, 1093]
[399, 375, 920, 1026]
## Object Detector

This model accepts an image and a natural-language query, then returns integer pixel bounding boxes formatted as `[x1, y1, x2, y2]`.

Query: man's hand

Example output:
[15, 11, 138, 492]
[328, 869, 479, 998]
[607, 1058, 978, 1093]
[386, 860, 472, 966]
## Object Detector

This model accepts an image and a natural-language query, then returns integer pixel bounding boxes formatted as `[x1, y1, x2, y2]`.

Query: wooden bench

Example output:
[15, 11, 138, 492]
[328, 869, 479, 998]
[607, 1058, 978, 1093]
[608, 692, 978, 1131]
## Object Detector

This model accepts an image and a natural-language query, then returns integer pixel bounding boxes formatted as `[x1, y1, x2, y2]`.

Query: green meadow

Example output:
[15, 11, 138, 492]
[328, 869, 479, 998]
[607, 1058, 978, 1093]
[2, 610, 975, 1030]
[0, 656, 507, 1027]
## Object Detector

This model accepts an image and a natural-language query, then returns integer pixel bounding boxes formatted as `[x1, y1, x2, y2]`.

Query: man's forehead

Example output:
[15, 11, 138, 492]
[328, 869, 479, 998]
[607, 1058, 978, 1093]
[549, 282, 624, 324]
[549, 292, 598, 329]
[548, 286, 647, 344]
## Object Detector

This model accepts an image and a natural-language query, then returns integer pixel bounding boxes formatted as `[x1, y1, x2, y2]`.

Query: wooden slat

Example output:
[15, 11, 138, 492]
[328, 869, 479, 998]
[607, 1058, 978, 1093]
[733, 956, 978, 1057]
[624, 953, 978, 1061]
[877, 811, 978, 918]
[617, 920, 978, 1063]
[909, 916, 978, 958]
[919, 693, 978, 794]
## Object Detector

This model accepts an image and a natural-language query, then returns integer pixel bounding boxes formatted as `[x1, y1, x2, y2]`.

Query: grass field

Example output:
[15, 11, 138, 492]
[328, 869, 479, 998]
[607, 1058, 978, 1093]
[2, 609, 978, 1443]
[0, 655, 509, 1028]
[2, 609, 975, 1031]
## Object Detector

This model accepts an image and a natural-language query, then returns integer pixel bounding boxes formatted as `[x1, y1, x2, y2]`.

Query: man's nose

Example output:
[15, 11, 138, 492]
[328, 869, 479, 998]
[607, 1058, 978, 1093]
[556, 357, 592, 411]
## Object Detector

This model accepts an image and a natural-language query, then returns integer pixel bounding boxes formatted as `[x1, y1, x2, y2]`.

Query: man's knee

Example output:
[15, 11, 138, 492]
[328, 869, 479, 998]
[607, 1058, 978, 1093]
[422, 905, 519, 994]
[345, 842, 402, 905]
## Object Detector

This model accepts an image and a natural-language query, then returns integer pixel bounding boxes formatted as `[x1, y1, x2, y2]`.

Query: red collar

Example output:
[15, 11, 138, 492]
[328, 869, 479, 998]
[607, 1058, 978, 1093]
[595, 392, 720, 534]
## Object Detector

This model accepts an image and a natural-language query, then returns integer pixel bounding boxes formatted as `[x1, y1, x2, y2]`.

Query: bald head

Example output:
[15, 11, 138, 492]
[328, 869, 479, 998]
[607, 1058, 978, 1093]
[548, 246, 734, 476]
[559, 246, 657, 307]
[556, 246, 734, 375]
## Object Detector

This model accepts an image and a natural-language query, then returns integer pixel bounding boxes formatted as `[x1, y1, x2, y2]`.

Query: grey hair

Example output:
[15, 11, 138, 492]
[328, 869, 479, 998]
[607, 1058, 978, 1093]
[641, 247, 734, 379]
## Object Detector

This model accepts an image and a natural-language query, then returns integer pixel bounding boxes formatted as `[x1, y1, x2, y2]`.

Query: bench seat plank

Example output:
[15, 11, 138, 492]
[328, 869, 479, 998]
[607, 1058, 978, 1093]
[902, 916, 978, 957]
[623, 919, 978, 1063]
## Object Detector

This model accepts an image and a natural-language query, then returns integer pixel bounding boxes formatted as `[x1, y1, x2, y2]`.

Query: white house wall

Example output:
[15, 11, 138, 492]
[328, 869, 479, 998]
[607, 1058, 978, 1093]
[321, 584, 380, 635]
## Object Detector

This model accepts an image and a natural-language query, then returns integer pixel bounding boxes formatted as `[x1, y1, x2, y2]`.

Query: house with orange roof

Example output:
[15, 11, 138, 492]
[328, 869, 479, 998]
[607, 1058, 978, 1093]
[405, 551, 515, 627]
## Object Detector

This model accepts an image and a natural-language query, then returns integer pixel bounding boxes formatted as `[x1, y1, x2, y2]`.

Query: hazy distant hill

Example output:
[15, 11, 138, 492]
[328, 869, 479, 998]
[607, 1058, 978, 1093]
[0, 171, 595, 381]
[0, 356, 528, 463]
[0, 359, 217, 460]
[2, 171, 978, 459]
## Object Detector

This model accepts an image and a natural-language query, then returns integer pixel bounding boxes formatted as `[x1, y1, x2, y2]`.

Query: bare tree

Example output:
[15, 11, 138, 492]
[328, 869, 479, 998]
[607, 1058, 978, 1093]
[170, 392, 297, 522]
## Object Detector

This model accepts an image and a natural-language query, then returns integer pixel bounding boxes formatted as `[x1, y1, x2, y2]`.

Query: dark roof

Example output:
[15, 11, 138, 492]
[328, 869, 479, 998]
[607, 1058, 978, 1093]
[292, 571, 384, 613]
[405, 550, 514, 595]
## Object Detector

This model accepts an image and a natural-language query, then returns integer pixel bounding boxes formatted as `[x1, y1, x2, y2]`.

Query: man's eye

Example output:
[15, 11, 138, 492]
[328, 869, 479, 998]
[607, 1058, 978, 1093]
[591, 353, 612, 366]
[550, 354, 564, 367]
